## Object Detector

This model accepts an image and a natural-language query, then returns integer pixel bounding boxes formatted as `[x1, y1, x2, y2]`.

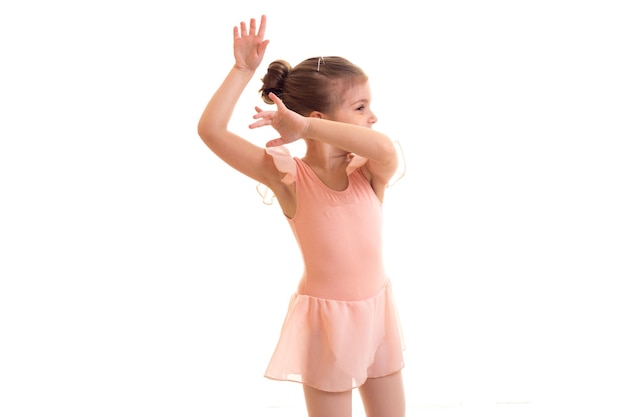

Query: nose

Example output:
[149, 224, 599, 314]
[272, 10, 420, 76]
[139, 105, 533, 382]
[369, 111, 378, 125]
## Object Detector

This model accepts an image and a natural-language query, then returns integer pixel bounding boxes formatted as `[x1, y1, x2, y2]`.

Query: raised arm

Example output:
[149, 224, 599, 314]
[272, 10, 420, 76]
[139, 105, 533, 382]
[197, 15, 282, 187]
[251, 92, 398, 190]
[303, 117, 398, 188]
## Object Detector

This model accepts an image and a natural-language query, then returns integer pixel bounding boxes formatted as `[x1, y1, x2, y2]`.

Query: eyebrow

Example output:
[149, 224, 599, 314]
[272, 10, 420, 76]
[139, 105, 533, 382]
[350, 99, 369, 106]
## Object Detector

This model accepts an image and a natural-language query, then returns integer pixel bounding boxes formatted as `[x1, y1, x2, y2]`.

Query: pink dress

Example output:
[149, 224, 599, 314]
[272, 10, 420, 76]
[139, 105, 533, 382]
[263, 146, 405, 392]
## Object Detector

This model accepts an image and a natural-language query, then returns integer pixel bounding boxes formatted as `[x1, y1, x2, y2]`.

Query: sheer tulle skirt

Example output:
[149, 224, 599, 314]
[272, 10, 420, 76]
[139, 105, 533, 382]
[264, 280, 405, 392]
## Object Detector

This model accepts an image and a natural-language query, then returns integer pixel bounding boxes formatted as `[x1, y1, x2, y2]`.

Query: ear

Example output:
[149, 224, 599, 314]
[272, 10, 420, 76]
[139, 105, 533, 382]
[308, 111, 324, 119]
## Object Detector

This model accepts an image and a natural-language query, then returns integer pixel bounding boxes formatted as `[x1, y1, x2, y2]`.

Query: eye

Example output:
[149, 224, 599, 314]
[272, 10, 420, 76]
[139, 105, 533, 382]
[356, 105, 365, 111]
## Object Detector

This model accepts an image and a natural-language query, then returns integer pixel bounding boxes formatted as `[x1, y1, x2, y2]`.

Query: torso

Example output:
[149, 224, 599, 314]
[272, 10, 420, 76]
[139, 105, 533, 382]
[287, 158, 387, 301]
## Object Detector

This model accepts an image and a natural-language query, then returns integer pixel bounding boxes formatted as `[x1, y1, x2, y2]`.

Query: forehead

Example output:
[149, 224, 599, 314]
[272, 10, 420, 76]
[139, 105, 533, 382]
[340, 81, 372, 103]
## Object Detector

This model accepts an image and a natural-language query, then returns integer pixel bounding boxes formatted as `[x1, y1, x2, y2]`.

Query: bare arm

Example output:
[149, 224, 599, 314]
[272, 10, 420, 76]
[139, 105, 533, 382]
[251, 92, 398, 188]
[305, 118, 398, 187]
[197, 15, 284, 188]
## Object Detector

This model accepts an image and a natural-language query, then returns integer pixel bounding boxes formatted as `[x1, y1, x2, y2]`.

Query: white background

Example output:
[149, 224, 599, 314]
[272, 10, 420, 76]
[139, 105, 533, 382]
[1, 1, 625, 416]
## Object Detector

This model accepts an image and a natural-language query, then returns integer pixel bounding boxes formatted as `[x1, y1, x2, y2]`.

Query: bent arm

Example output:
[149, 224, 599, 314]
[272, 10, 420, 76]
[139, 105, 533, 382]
[197, 15, 285, 188]
[254, 92, 399, 189]
[197, 66, 272, 184]
[306, 118, 399, 187]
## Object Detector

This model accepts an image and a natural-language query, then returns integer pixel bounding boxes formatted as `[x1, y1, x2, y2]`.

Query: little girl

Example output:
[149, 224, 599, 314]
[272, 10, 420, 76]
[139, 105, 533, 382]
[197, 15, 406, 417]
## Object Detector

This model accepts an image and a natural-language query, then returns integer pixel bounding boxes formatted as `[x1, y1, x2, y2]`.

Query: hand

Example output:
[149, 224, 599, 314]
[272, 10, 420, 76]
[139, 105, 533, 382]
[249, 92, 309, 147]
[233, 15, 269, 72]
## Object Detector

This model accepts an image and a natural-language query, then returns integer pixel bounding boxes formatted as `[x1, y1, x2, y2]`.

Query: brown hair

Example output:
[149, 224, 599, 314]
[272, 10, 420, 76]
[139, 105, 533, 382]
[259, 56, 368, 116]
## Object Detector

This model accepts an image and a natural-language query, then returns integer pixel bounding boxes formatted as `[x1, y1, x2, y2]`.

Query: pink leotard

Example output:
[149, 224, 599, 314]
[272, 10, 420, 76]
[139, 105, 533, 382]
[263, 147, 405, 392]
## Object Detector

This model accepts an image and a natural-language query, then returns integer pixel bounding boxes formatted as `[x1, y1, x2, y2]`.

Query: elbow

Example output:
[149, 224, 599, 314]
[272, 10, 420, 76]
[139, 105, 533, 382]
[197, 125, 210, 147]
[197, 128, 219, 152]
[197, 123, 209, 142]
[197, 116, 213, 140]
[197, 120, 220, 147]
[376, 137, 399, 176]
[379, 136, 398, 165]
[197, 109, 223, 144]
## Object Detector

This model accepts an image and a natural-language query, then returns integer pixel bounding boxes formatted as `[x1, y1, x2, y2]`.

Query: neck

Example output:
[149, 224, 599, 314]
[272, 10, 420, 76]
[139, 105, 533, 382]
[303, 141, 349, 170]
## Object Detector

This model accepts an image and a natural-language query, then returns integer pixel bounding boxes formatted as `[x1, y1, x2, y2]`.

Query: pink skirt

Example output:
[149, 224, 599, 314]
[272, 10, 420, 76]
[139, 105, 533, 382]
[264, 280, 405, 392]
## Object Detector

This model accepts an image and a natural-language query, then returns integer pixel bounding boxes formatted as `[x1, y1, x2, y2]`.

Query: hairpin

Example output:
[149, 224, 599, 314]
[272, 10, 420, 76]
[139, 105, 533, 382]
[317, 56, 325, 71]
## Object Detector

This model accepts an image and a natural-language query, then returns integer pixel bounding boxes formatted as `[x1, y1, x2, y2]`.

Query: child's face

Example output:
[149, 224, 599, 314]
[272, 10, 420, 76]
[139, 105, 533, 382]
[328, 81, 377, 128]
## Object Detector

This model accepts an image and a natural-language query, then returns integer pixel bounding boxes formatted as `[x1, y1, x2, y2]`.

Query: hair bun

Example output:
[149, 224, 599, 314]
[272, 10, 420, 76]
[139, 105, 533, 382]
[259, 60, 291, 104]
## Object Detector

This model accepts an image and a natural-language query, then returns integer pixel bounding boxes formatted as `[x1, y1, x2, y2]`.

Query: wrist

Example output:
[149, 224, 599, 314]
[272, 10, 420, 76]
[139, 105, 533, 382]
[301, 118, 309, 139]
[303, 117, 317, 139]
[233, 64, 256, 75]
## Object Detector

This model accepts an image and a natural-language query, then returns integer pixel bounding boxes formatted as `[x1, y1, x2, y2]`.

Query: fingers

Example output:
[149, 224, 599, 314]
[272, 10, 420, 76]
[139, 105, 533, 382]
[249, 15, 266, 37]
[249, 17, 256, 36]
[249, 107, 274, 128]
[257, 15, 267, 38]
[265, 138, 285, 148]
[268, 92, 285, 109]
[252, 108, 274, 119]
[248, 118, 273, 129]
[235, 15, 266, 39]
[258, 39, 270, 55]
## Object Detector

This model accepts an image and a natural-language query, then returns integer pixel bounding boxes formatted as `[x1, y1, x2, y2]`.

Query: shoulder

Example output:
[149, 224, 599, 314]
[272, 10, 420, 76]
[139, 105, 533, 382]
[346, 153, 386, 202]
[263, 146, 298, 217]
[357, 164, 387, 202]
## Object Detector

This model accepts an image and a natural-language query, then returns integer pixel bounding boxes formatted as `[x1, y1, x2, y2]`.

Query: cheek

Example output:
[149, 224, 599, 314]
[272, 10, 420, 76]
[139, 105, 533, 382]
[333, 113, 353, 123]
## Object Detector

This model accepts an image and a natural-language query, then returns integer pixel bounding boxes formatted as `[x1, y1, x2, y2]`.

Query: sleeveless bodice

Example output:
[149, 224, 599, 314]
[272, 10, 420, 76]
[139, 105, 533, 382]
[288, 158, 386, 300]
